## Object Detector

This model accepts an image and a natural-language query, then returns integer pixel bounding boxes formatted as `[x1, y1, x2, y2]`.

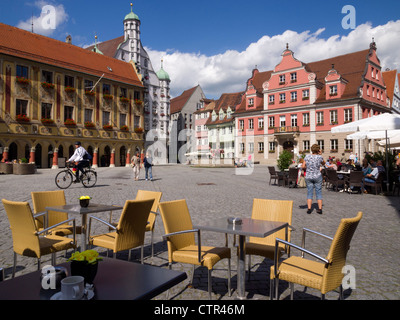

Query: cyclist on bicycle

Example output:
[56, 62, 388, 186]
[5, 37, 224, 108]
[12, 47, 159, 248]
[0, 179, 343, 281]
[67, 141, 90, 183]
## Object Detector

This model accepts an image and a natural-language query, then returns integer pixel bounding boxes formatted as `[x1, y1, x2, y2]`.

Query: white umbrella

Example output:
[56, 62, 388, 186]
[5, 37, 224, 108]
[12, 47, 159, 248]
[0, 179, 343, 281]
[332, 113, 400, 191]
[378, 134, 400, 148]
[331, 113, 400, 133]
[346, 130, 400, 140]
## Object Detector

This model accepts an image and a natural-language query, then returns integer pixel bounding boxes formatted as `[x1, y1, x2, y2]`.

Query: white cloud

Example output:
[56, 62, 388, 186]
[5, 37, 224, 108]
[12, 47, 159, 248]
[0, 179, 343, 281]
[147, 20, 400, 99]
[17, 1, 68, 36]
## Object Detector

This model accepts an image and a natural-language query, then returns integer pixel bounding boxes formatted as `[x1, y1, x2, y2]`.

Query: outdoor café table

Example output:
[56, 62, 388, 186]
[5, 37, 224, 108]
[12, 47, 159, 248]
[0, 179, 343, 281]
[193, 217, 289, 299]
[45, 203, 123, 251]
[0, 257, 187, 300]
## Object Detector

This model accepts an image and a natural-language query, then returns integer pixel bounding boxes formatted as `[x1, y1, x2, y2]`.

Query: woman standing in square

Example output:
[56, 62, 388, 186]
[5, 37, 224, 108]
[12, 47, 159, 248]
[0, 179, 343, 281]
[302, 144, 325, 214]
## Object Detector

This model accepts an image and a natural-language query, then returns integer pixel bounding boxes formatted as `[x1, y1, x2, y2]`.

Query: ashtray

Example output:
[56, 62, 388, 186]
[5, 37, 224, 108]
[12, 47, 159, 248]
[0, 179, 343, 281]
[227, 217, 242, 225]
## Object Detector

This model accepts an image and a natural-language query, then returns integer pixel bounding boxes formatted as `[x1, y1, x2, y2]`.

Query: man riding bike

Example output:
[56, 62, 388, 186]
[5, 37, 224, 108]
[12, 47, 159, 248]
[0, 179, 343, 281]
[66, 141, 91, 183]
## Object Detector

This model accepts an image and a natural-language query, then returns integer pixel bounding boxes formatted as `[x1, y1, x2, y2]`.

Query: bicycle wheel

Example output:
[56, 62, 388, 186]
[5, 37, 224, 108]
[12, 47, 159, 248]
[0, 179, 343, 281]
[81, 169, 97, 188]
[55, 170, 73, 189]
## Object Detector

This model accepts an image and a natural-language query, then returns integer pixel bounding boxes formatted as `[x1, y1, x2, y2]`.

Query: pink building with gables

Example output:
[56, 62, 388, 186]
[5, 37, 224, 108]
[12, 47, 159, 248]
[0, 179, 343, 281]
[234, 40, 390, 164]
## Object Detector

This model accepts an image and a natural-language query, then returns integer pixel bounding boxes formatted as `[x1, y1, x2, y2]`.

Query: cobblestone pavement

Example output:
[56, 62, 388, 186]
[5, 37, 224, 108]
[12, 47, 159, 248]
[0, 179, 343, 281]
[0, 164, 399, 300]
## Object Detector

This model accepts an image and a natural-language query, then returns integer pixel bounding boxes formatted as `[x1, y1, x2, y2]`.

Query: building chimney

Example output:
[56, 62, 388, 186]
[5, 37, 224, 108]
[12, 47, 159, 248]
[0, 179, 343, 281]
[66, 35, 72, 44]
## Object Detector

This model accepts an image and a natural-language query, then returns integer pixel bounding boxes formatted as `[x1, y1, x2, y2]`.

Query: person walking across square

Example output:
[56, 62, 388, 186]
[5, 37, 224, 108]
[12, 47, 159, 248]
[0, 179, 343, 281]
[143, 152, 153, 181]
[131, 152, 141, 181]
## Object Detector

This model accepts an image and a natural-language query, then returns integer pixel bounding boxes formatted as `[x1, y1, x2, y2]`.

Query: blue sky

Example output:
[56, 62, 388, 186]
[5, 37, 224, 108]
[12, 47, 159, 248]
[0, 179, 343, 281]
[1, 0, 400, 98]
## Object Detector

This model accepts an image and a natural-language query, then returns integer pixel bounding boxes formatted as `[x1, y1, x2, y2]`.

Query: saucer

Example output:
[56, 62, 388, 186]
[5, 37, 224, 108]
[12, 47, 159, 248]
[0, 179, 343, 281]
[50, 290, 94, 300]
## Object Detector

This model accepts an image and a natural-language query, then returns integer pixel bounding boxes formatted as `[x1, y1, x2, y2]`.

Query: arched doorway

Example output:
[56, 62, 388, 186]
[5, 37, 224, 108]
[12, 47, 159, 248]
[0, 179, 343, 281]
[283, 140, 294, 159]
[120, 146, 126, 166]
[68, 145, 74, 159]
[24, 144, 30, 160]
[48, 145, 53, 168]
[35, 144, 42, 168]
[87, 146, 94, 166]
[58, 145, 64, 158]
[102, 146, 111, 167]
[9, 142, 18, 161]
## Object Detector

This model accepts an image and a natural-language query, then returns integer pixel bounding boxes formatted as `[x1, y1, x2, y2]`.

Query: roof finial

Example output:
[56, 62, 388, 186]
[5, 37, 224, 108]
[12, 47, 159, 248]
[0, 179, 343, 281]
[286, 43, 289, 50]
[130, 2, 133, 12]
[370, 37, 377, 50]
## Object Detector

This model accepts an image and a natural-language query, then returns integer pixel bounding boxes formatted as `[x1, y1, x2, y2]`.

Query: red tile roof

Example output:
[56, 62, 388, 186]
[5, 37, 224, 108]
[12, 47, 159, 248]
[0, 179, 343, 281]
[86, 36, 125, 58]
[235, 49, 371, 115]
[382, 69, 397, 103]
[306, 49, 369, 103]
[206, 92, 244, 125]
[170, 86, 198, 114]
[0, 23, 143, 87]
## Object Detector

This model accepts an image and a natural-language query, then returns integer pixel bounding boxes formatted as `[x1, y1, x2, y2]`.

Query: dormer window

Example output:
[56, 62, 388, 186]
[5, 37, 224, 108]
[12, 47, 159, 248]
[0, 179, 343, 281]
[248, 98, 254, 106]
[329, 85, 338, 96]
[212, 112, 217, 121]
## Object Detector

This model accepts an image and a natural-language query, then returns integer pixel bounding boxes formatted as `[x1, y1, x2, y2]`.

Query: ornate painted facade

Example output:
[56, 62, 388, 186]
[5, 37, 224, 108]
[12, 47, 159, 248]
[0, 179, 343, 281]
[0, 23, 145, 168]
[87, 4, 171, 162]
[234, 41, 390, 164]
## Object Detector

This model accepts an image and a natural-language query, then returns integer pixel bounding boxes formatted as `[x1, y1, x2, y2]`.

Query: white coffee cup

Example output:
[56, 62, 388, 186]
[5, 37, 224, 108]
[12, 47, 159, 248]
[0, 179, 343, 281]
[61, 276, 85, 300]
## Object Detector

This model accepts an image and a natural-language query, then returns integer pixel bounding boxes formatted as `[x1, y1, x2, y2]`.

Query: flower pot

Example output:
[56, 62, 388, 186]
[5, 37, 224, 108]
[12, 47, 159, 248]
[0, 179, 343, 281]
[12, 163, 35, 175]
[80, 199, 90, 207]
[0, 163, 13, 174]
[70, 261, 98, 285]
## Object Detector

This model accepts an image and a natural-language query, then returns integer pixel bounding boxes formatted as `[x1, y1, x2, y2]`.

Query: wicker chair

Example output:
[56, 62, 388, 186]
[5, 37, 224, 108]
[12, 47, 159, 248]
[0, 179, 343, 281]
[284, 168, 299, 187]
[135, 190, 162, 258]
[159, 199, 231, 299]
[270, 211, 363, 300]
[31, 190, 81, 236]
[364, 173, 384, 195]
[326, 169, 345, 191]
[108, 190, 162, 258]
[2, 199, 76, 278]
[245, 199, 293, 280]
[88, 199, 154, 263]
[268, 166, 279, 185]
[345, 171, 364, 194]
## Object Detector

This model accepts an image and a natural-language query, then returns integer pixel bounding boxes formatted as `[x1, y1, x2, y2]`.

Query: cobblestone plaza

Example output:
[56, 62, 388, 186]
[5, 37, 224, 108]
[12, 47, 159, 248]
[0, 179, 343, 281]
[0, 164, 399, 300]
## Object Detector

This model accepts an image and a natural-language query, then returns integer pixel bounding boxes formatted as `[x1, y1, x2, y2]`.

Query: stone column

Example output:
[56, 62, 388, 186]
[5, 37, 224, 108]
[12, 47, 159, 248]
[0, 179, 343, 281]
[92, 148, 98, 168]
[1, 147, 9, 162]
[125, 149, 131, 167]
[29, 147, 35, 164]
[110, 148, 115, 167]
[52, 147, 59, 169]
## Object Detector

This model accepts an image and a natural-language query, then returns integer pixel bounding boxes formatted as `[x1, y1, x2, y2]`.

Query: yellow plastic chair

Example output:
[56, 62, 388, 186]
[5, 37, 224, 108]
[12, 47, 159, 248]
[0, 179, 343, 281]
[245, 199, 293, 279]
[270, 211, 363, 300]
[2, 199, 76, 278]
[31, 190, 81, 236]
[159, 199, 231, 299]
[88, 199, 154, 263]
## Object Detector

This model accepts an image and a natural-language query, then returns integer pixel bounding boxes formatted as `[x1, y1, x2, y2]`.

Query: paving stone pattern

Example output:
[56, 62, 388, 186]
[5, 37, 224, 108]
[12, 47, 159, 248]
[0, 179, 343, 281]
[0, 165, 399, 300]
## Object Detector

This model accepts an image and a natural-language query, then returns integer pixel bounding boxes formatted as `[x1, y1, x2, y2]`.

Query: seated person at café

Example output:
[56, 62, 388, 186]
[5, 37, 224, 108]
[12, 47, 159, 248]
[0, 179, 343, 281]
[363, 160, 385, 193]
[361, 158, 372, 176]
[325, 159, 338, 170]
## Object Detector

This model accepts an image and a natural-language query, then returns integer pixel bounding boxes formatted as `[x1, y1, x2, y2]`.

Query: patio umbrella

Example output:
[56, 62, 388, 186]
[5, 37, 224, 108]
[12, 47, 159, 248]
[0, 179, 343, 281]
[332, 113, 400, 191]
[378, 134, 400, 148]
[346, 130, 400, 140]
[331, 113, 400, 133]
